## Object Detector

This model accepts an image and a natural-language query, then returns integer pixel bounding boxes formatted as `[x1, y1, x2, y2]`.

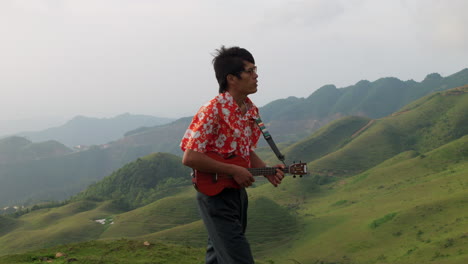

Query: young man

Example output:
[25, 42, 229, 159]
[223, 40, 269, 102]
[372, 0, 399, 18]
[180, 46, 285, 264]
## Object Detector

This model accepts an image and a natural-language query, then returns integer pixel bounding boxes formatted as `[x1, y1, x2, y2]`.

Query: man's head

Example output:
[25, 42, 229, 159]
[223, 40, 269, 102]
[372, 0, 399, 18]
[212, 46, 256, 94]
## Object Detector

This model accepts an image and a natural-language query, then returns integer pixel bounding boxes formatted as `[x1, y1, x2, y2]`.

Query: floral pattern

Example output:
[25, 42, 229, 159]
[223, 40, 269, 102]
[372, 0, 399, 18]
[180, 92, 261, 165]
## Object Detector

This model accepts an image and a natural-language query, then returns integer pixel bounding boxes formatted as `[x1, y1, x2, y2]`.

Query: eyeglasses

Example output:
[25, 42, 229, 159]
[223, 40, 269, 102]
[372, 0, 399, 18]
[238, 66, 257, 75]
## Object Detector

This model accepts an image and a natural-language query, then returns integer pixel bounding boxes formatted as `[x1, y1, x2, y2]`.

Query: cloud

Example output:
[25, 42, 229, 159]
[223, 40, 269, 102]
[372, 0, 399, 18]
[0, 0, 467, 121]
[404, 0, 468, 51]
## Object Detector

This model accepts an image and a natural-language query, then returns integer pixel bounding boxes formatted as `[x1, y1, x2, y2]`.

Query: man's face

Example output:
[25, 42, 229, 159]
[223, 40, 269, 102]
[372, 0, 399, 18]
[235, 61, 258, 96]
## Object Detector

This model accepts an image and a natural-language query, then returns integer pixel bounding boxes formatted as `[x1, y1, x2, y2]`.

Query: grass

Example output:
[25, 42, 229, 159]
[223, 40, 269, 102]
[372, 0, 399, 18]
[369, 212, 398, 229]
[0, 239, 205, 264]
[275, 116, 371, 165]
[1, 88, 467, 263]
[0, 201, 113, 255]
[100, 191, 199, 239]
[1, 138, 467, 263]
[265, 136, 468, 264]
[308, 88, 468, 176]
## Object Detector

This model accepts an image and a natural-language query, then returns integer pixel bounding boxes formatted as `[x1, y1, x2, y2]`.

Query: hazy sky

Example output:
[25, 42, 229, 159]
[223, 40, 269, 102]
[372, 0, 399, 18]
[1, 0, 467, 122]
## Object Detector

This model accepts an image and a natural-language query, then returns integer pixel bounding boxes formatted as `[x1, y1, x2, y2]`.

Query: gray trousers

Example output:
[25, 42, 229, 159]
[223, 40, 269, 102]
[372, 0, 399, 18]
[197, 188, 255, 264]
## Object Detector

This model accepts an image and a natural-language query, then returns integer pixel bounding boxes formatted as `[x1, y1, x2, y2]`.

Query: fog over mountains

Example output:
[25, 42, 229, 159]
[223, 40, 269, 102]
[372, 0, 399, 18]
[0, 68, 467, 208]
[9, 113, 174, 147]
[0, 116, 66, 138]
[0, 84, 466, 264]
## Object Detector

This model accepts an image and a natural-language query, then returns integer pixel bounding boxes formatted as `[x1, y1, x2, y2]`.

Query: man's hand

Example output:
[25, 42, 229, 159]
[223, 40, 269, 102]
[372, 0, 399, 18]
[265, 165, 285, 187]
[231, 166, 256, 188]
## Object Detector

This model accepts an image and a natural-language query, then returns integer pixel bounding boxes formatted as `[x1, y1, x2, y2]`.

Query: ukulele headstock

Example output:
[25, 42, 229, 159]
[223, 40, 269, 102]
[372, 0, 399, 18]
[288, 161, 308, 178]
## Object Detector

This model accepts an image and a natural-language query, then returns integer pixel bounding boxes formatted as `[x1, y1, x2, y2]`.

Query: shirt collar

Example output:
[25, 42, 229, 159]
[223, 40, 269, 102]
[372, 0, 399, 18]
[219, 92, 257, 117]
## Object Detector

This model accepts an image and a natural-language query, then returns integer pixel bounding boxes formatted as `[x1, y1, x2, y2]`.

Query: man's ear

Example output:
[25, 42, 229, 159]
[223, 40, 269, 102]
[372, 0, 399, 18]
[226, 74, 237, 85]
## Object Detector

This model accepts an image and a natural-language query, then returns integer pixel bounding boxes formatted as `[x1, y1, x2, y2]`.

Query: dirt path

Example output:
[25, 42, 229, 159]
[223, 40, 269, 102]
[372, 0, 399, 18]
[351, 119, 375, 138]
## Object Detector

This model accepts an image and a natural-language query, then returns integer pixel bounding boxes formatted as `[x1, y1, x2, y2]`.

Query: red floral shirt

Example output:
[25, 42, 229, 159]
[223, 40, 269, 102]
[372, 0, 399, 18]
[180, 92, 261, 165]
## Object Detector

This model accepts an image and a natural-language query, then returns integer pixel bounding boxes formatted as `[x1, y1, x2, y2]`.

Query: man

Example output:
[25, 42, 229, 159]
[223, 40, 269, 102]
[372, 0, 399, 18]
[180, 46, 285, 264]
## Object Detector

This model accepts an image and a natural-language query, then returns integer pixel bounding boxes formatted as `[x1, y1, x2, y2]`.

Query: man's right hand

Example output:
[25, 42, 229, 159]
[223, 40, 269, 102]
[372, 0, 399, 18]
[231, 166, 255, 188]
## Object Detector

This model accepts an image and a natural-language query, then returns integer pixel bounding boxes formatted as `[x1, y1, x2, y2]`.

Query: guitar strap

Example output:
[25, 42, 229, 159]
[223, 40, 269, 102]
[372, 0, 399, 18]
[254, 117, 286, 165]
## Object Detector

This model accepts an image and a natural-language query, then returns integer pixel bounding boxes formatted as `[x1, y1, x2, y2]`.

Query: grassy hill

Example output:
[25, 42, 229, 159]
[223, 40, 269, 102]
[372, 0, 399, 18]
[261, 68, 468, 142]
[1, 69, 467, 208]
[269, 135, 468, 264]
[0, 145, 120, 208]
[263, 85, 468, 176]
[1, 135, 466, 263]
[73, 152, 192, 209]
[0, 146, 188, 209]
[0, 86, 467, 263]
[273, 116, 371, 165]
[0, 239, 205, 264]
[0, 118, 193, 208]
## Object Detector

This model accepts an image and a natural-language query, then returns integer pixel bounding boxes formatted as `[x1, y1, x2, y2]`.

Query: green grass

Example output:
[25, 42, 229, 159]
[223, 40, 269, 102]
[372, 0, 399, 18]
[369, 212, 398, 229]
[0, 201, 113, 255]
[0, 239, 205, 264]
[1, 87, 467, 263]
[308, 87, 468, 176]
[265, 136, 468, 264]
[1, 138, 467, 263]
[100, 191, 199, 239]
[273, 116, 371, 165]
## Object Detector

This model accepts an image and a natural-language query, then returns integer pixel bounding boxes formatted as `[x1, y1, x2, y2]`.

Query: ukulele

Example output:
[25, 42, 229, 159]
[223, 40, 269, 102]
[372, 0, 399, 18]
[192, 152, 307, 196]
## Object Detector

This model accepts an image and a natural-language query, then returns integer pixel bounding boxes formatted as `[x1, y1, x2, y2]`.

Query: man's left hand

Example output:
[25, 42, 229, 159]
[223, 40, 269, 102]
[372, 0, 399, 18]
[265, 165, 285, 187]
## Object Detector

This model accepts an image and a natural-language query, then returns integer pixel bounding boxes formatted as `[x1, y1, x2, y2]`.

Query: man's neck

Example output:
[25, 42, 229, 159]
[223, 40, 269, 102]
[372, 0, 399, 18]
[227, 91, 247, 107]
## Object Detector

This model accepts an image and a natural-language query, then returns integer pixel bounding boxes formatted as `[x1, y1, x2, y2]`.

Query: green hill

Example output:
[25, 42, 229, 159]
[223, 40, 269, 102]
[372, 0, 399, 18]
[0, 239, 205, 264]
[0, 146, 188, 209]
[261, 68, 468, 142]
[271, 135, 468, 264]
[0, 145, 120, 208]
[274, 116, 371, 165]
[0, 136, 72, 165]
[305, 85, 468, 176]
[1, 69, 467, 208]
[1, 135, 466, 263]
[0, 76, 468, 263]
[0, 151, 300, 263]
[74, 152, 191, 209]
[100, 194, 200, 239]
[0, 117, 193, 209]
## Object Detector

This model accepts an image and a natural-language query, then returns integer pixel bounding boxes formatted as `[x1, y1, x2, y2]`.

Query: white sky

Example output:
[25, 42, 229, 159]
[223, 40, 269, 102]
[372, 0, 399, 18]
[1, 0, 467, 122]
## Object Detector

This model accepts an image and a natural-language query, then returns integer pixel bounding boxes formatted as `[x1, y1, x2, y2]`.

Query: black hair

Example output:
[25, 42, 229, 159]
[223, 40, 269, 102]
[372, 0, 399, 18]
[212, 46, 255, 93]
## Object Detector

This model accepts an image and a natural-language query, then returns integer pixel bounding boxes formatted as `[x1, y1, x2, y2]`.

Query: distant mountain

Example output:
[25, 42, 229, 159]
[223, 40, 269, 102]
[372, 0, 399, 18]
[122, 69, 468, 146]
[1, 69, 467, 208]
[16, 113, 175, 147]
[0, 128, 466, 263]
[282, 85, 468, 176]
[0, 116, 67, 138]
[0, 136, 72, 165]
[112, 117, 192, 156]
[260, 68, 468, 142]
[0, 145, 120, 207]
[0, 118, 191, 208]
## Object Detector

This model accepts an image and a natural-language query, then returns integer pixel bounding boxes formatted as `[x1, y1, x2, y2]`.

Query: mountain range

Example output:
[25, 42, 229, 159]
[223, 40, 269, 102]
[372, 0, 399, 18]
[0, 84, 466, 263]
[15, 113, 174, 147]
[0, 69, 467, 208]
[0, 136, 72, 165]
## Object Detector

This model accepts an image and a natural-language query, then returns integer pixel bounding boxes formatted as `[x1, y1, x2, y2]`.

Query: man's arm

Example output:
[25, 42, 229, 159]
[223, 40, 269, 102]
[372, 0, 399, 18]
[182, 149, 255, 188]
[249, 151, 284, 187]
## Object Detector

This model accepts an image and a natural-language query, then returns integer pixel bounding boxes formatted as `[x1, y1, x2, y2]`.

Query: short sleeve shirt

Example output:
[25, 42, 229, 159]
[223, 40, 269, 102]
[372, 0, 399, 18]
[180, 92, 261, 165]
